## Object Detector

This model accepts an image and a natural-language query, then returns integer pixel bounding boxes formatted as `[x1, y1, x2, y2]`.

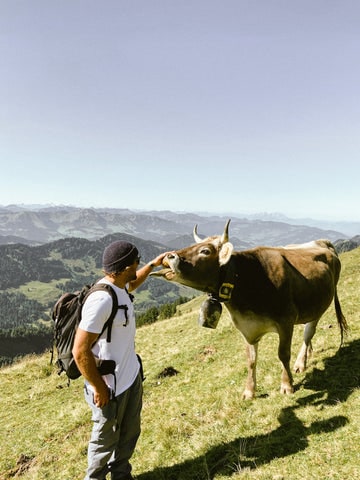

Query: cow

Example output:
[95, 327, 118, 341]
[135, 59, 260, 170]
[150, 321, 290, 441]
[151, 220, 348, 399]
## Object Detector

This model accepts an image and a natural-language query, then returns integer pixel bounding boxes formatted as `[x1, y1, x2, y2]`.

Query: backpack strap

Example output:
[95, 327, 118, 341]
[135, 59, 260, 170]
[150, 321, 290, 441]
[125, 286, 134, 303]
[84, 283, 119, 343]
[118, 304, 129, 327]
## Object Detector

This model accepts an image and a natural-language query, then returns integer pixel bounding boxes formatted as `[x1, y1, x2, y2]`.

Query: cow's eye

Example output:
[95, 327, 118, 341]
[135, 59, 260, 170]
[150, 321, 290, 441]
[199, 247, 211, 256]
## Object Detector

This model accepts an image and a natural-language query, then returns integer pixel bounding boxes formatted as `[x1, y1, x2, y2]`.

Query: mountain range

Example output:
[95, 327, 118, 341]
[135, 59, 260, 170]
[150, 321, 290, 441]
[1, 204, 359, 250]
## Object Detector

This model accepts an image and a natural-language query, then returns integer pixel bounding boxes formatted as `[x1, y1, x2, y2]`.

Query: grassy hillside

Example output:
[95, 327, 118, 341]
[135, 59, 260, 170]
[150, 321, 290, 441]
[1, 248, 359, 480]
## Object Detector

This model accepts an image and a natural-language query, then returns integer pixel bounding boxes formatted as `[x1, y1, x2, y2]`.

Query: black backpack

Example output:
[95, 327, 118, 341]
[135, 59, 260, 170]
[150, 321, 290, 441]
[51, 283, 120, 380]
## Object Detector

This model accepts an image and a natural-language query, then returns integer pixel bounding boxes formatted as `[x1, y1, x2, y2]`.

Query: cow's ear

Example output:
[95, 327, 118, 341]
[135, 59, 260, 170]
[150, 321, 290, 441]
[219, 242, 233, 265]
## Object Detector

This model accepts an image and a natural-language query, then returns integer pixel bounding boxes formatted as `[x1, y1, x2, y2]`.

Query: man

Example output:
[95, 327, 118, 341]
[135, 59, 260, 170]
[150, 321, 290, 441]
[73, 240, 169, 480]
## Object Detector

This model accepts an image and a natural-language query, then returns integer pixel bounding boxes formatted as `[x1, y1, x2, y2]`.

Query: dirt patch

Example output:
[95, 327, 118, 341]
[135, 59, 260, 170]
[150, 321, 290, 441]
[6, 454, 34, 478]
[156, 366, 180, 378]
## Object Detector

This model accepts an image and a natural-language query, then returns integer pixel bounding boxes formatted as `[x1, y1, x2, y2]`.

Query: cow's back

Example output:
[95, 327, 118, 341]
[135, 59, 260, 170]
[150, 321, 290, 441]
[230, 241, 341, 324]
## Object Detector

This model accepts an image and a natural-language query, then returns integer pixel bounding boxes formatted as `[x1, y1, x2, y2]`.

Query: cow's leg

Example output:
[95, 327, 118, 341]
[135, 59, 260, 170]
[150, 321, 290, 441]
[294, 320, 318, 373]
[278, 325, 294, 394]
[242, 342, 258, 400]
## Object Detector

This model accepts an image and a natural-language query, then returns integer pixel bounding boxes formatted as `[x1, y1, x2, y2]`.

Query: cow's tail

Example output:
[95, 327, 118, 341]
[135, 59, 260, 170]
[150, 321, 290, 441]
[334, 288, 348, 346]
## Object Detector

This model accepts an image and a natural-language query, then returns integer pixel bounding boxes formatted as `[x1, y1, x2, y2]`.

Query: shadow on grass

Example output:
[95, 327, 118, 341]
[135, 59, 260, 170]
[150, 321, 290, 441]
[299, 337, 360, 405]
[137, 340, 359, 479]
[136, 338, 358, 479]
[137, 407, 347, 480]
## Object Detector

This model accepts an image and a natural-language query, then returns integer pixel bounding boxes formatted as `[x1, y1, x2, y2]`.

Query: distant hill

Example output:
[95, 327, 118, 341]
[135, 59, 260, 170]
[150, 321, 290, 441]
[0, 233, 194, 365]
[0, 204, 356, 248]
[0, 233, 170, 290]
[333, 235, 360, 253]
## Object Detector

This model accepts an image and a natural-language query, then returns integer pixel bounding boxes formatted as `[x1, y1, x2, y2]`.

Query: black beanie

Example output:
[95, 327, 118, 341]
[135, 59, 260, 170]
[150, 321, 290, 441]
[102, 241, 139, 273]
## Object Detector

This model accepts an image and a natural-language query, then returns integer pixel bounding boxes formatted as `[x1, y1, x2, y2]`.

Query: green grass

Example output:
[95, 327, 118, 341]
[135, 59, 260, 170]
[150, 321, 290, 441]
[1, 248, 359, 479]
[14, 279, 67, 304]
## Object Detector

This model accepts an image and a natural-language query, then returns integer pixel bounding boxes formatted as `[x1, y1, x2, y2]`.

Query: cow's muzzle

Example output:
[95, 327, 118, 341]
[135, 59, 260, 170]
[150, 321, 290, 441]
[149, 253, 178, 280]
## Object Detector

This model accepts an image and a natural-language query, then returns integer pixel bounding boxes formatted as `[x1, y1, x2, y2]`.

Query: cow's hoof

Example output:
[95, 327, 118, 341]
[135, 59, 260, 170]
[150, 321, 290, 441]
[294, 359, 307, 373]
[294, 365, 305, 374]
[280, 384, 294, 395]
[242, 389, 255, 400]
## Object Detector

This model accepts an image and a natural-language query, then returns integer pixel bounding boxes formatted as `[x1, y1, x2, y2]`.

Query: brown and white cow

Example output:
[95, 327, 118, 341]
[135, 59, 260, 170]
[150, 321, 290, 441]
[151, 220, 348, 399]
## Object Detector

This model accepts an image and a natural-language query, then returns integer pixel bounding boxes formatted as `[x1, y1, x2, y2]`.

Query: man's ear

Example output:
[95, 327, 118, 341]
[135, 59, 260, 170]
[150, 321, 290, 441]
[219, 242, 233, 265]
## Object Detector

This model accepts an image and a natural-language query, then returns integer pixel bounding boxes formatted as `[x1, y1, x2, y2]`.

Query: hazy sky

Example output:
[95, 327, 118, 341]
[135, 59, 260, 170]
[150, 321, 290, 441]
[1, 1, 359, 221]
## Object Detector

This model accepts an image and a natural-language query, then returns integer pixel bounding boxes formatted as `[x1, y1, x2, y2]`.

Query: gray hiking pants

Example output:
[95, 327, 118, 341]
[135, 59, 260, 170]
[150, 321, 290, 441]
[84, 372, 143, 480]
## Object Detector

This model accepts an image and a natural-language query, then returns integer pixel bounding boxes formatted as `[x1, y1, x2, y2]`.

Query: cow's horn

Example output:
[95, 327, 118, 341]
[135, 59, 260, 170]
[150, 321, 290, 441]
[220, 219, 231, 243]
[193, 224, 203, 243]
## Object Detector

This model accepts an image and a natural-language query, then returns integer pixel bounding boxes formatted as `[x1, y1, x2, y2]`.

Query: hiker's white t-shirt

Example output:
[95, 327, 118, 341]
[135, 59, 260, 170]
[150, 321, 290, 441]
[78, 278, 139, 396]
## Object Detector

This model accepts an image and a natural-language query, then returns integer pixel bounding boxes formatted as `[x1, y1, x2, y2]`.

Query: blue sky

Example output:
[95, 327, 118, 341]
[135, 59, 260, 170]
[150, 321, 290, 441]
[1, 1, 359, 221]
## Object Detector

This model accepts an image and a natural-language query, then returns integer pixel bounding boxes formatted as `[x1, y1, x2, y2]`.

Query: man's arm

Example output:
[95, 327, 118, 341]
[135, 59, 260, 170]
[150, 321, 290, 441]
[128, 252, 170, 292]
[72, 328, 110, 407]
